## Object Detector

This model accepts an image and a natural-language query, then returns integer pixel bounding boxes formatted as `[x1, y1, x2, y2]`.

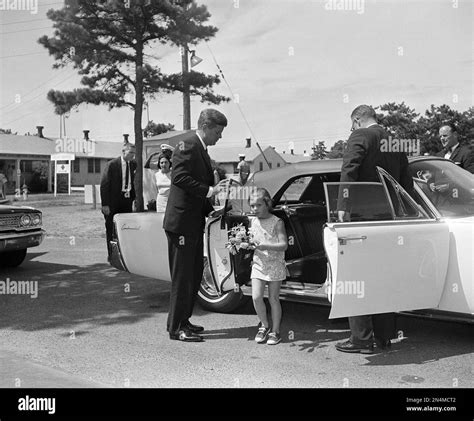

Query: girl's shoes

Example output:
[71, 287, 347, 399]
[255, 325, 270, 343]
[267, 332, 281, 345]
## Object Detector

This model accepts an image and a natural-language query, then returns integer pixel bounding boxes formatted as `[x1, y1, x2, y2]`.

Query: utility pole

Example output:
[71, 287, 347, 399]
[181, 44, 191, 130]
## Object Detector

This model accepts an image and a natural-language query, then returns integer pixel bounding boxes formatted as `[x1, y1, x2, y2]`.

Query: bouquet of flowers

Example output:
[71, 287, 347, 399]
[225, 223, 256, 255]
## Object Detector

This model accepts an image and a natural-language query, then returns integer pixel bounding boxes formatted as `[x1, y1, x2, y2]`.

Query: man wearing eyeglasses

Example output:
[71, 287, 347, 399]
[335, 104, 413, 354]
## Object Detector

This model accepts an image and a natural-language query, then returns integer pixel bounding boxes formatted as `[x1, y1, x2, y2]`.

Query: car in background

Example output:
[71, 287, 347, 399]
[0, 203, 45, 267]
[109, 156, 474, 324]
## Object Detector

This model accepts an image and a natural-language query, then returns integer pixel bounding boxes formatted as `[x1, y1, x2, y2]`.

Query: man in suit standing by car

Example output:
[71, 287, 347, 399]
[100, 142, 136, 260]
[163, 109, 227, 342]
[335, 105, 413, 354]
[436, 123, 474, 173]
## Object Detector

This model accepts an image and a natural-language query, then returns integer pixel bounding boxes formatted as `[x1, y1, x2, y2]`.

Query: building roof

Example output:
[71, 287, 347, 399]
[0, 134, 121, 159]
[208, 144, 267, 163]
[279, 152, 313, 163]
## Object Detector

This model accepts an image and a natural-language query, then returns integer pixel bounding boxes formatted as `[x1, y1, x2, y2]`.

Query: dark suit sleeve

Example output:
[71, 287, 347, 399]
[100, 160, 113, 207]
[399, 153, 414, 194]
[461, 147, 474, 173]
[340, 130, 367, 182]
[171, 140, 211, 198]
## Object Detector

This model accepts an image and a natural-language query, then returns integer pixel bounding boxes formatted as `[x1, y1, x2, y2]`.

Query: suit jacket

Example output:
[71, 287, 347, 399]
[436, 144, 474, 173]
[163, 132, 214, 234]
[338, 125, 413, 211]
[100, 157, 136, 212]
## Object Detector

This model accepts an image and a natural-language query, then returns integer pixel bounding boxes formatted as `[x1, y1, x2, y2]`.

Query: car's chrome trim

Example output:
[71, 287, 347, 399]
[205, 216, 225, 296]
[109, 240, 128, 272]
[399, 309, 474, 325]
[0, 229, 45, 251]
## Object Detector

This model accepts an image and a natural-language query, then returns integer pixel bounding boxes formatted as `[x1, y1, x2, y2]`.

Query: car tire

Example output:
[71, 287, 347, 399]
[197, 258, 249, 313]
[0, 249, 27, 267]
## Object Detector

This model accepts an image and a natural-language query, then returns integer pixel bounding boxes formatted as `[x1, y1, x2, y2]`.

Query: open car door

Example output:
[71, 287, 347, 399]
[323, 167, 449, 319]
[205, 178, 255, 296]
[114, 212, 171, 281]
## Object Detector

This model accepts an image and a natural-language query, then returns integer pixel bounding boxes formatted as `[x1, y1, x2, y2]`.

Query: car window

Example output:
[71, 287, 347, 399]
[409, 160, 474, 217]
[324, 182, 393, 222]
[276, 173, 340, 205]
[278, 176, 312, 203]
[377, 167, 430, 220]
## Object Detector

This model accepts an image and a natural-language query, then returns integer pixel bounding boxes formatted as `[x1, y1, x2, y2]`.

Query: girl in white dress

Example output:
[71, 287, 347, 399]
[155, 154, 171, 212]
[241, 188, 288, 345]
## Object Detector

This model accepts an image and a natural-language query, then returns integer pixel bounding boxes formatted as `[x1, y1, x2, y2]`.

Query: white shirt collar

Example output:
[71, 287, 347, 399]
[367, 122, 378, 128]
[196, 131, 207, 150]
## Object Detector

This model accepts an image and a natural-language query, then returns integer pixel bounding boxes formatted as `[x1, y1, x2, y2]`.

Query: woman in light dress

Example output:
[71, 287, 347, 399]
[155, 153, 172, 212]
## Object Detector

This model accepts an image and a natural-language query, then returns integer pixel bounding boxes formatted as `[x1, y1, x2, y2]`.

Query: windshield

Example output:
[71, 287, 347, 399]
[409, 159, 474, 217]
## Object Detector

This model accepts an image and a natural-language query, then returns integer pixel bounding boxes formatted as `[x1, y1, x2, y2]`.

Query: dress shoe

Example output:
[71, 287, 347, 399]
[169, 329, 203, 342]
[374, 338, 392, 350]
[183, 322, 204, 333]
[335, 339, 373, 354]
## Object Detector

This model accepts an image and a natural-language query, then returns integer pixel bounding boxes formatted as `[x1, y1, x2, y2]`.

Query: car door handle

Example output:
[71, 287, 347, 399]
[338, 235, 367, 245]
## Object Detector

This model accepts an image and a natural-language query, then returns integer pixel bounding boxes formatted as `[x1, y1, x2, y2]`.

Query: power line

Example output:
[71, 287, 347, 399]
[0, 18, 48, 26]
[1, 67, 72, 112]
[205, 41, 272, 168]
[2, 72, 79, 126]
[1, 26, 52, 35]
[0, 51, 44, 59]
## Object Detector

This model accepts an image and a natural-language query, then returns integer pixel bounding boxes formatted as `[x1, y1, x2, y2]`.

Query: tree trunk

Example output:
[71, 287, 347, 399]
[134, 41, 145, 212]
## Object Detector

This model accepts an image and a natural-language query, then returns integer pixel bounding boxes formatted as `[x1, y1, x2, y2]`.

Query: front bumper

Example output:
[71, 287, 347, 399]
[109, 240, 128, 272]
[0, 229, 45, 252]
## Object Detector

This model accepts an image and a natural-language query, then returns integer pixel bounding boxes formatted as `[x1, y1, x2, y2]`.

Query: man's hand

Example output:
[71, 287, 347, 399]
[102, 205, 110, 216]
[210, 179, 228, 196]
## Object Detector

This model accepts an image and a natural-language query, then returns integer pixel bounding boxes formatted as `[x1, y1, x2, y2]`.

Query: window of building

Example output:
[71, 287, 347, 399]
[268, 162, 272, 169]
[259, 162, 263, 171]
[88, 158, 101, 173]
[22, 160, 33, 173]
[73, 159, 80, 173]
[277, 163, 281, 168]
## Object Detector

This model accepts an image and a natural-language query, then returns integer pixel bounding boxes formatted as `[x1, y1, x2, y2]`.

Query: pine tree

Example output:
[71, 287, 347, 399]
[39, 0, 228, 211]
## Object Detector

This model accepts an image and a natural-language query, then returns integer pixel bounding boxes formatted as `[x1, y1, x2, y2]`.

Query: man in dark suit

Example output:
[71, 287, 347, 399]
[335, 105, 413, 354]
[163, 109, 227, 342]
[100, 142, 136, 259]
[436, 124, 474, 173]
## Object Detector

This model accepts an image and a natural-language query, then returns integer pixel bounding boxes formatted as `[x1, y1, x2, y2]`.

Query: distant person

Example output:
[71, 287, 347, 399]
[155, 153, 172, 212]
[163, 108, 227, 342]
[336, 104, 413, 354]
[0, 170, 7, 199]
[100, 142, 136, 260]
[436, 123, 474, 173]
[241, 188, 288, 345]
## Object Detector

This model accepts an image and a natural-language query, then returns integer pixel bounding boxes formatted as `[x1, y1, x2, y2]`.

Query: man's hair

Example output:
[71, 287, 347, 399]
[440, 122, 457, 133]
[197, 109, 228, 129]
[249, 187, 273, 211]
[351, 105, 377, 121]
[122, 142, 136, 151]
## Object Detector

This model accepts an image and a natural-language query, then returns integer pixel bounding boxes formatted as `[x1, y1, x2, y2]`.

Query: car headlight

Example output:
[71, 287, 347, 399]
[20, 214, 32, 227]
[31, 214, 41, 226]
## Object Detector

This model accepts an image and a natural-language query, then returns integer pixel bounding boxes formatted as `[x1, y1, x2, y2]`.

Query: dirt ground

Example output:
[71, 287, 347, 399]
[8, 193, 105, 239]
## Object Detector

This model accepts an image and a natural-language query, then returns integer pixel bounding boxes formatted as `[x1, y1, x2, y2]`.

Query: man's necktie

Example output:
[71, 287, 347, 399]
[124, 162, 129, 190]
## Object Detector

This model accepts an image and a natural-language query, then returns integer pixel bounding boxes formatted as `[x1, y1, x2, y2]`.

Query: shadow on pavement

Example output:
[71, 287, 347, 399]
[0, 257, 170, 332]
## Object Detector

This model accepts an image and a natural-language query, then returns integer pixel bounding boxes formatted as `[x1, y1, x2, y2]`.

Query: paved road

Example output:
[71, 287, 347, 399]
[0, 236, 472, 388]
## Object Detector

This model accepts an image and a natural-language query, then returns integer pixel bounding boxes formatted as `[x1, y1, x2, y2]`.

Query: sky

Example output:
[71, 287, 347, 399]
[0, 0, 472, 155]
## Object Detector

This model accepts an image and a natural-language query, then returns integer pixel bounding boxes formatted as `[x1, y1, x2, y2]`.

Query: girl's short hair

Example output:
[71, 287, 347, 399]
[249, 187, 273, 211]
